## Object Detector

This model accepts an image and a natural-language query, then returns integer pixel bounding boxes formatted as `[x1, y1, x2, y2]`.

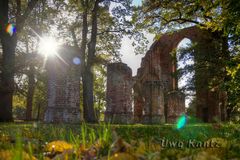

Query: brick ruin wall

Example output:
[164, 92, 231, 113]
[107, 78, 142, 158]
[105, 63, 133, 124]
[141, 81, 165, 123]
[166, 91, 185, 123]
[133, 26, 227, 123]
[106, 26, 227, 124]
[44, 26, 227, 124]
[44, 46, 81, 123]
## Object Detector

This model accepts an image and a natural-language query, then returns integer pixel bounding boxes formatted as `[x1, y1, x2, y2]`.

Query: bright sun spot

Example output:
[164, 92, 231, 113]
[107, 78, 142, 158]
[38, 37, 59, 56]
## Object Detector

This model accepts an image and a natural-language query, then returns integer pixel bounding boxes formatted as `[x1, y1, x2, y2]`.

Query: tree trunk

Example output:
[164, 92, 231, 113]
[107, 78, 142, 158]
[0, 0, 38, 122]
[220, 36, 230, 121]
[82, 0, 100, 123]
[0, 37, 16, 122]
[36, 103, 41, 121]
[79, 1, 91, 122]
[79, 0, 97, 123]
[0, 0, 15, 122]
[26, 64, 35, 121]
[82, 69, 96, 122]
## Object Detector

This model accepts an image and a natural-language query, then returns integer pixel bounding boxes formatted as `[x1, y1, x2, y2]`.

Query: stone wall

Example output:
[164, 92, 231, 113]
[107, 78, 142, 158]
[43, 26, 227, 124]
[134, 26, 227, 123]
[44, 46, 81, 123]
[166, 91, 185, 123]
[142, 81, 165, 124]
[105, 63, 133, 124]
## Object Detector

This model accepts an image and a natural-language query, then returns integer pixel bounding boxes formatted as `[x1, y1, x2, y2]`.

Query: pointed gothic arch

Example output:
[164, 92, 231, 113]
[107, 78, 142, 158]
[134, 26, 227, 123]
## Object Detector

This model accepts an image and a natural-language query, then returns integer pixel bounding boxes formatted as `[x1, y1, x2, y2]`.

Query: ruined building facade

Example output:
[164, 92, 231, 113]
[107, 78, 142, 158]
[44, 26, 227, 124]
[106, 26, 228, 123]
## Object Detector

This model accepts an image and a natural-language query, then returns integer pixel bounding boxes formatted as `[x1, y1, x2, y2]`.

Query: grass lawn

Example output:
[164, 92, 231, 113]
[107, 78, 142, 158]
[0, 122, 240, 159]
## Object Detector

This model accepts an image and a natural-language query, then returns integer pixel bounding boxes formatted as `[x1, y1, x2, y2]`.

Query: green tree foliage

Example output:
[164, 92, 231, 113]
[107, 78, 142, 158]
[61, 0, 134, 122]
[133, 0, 240, 122]
[7, 0, 135, 122]
[225, 52, 240, 122]
[0, 0, 39, 121]
[133, 0, 238, 33]
[12, 0, 58, 121]
[176, 43, 196, 95]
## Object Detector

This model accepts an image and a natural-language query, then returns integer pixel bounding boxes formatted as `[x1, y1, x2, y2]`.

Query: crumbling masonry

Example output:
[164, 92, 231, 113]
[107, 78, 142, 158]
[44, 26, 227, 124]
[105, 63, 133, 124]
[106, 26, 228, 123]
[44, 46, 81, 123]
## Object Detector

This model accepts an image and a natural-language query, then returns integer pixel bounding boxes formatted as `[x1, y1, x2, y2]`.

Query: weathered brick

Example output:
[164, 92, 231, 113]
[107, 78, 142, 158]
[134, 26, 227, 123]
[166, 91, 185, 123]
[105, 63, 133, 124]
[44, 46, 81, 123]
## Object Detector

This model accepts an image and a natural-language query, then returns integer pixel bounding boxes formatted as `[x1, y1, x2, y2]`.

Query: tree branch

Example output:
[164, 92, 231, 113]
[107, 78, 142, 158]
[146, 15, 205, 27]
[70, 28, 79, 48]
[14, 82, 27, 97]
[97, 29, 126, 35]
[16, 0, 39, 33]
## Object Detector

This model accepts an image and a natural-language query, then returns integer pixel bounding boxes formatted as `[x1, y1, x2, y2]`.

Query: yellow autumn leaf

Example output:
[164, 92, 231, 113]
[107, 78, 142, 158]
[0, 150, 12, 160]
[109, 153, 137, 160]
[45, 140, 73, 153]
[0, 134, 11, 142]
[0, 150, 37, 160]
[135, 141, 146, 155]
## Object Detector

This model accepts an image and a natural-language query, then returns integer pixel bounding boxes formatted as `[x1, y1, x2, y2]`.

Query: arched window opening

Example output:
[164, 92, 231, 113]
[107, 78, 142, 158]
[176, 38, 195, 109]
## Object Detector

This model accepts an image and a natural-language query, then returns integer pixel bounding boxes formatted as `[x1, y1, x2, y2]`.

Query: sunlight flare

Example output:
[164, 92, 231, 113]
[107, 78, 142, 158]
[38, 36, 59, 57]
[6, 24, 16, 36]
[176, 114, 187, 129]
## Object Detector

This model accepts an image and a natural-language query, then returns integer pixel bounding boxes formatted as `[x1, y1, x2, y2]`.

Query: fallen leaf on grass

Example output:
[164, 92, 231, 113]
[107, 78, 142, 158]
[0, 134, 13, 143]
[44, 140, 74, 158]
[45, 140, 73, 153]
[0, 150, 37, 160]
[108, 153, 138, 160]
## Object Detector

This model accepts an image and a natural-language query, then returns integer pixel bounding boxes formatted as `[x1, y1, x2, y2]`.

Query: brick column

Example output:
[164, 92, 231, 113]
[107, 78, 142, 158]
[166, 90, 185, 123]
[44, 46, 81, 123]
[105, 63, 133, 124]
[142, 81, 165, 124]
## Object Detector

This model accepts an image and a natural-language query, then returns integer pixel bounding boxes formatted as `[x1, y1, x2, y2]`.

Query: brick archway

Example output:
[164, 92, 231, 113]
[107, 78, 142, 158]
[134, 26, 227, 123]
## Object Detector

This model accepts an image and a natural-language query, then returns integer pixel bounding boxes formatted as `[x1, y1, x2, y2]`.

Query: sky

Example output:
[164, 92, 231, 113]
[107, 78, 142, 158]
[120, 34, 192, 106]
[120, 0, 189, 76]
[120, 35, 154, 76]
[132, 0, 142, 6]
[116, 0, 148, 76]
[119, 0, 193, 106]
